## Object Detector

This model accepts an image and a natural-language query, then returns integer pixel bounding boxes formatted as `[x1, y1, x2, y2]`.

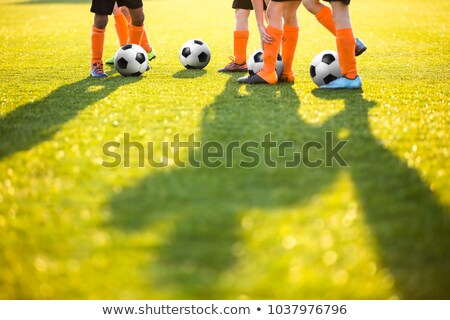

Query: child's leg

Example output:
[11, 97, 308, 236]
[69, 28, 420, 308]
[280, 2, 300, 82]
[125, 6, 153, 55]
[91, 14, 108, 65]
[257, 1, 284, 84]
[128, 7, 145, 45]
[234, 9, 250, 64]
[303, 0, 336, 35]
[121, 6, 132, 24]
[330, 1, 357, 79]
[304, 0, 366, 56]
[139, 29, 153, 54]
[219, 4, 251, 72]
[105, 5, 129, 64]
[113, 4, 128, 46]
[139, 27, 153, 57]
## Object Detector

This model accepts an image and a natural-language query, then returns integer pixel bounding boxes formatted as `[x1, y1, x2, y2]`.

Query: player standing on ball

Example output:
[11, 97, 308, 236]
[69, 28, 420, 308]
[302, 0, 363, 89]
[218, 0, 269, 73]
[238, 0, 302, 84]
[104, 3, 156, 66]
[90, 0, 151, 78]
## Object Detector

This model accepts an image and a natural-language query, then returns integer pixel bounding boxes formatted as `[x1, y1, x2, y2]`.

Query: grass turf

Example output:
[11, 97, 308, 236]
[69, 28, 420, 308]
[0, 0, 449, 299]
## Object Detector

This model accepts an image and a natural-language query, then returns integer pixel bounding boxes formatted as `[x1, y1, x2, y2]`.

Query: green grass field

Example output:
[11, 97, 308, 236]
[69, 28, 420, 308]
[1, 0, 449, 299]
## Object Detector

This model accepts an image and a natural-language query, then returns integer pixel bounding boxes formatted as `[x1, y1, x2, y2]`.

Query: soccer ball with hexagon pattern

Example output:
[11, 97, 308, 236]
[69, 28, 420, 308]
[114, 44, 149, 77]
[248, 49, 284, 77]
[310, 50, 342, 86]
[179, 39, 211, 69]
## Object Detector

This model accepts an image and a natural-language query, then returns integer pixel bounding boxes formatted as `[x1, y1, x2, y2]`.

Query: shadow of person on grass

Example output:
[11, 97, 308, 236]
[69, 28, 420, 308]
[172, 69, 207, 79]
[312, 89, 450, 298]
[109, 75, 340, 298]
[109, 76, 449, 299]
[0, 74, 141, 160]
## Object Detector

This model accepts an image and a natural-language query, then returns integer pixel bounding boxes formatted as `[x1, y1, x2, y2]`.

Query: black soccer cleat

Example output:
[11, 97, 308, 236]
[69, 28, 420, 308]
[237, 73, 270, 84]
[355, 38, 367, 57]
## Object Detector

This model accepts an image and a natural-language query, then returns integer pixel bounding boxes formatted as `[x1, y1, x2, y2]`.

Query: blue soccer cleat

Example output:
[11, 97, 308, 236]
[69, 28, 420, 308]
[355, 38, 367, 57]
[90, 62, 107, 78]
[319, 76, 362, 89]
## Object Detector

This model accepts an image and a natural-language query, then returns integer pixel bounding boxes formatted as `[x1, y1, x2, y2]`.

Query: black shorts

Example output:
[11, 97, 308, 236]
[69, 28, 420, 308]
[91, 0, 143, 15]
[323, 0, 351, 5]
[232, 0, 267, 10]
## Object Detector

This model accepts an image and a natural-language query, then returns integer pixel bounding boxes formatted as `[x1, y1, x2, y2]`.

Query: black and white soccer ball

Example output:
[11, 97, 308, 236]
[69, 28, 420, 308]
[179, 39, 211, 69]
[247, 49, 284, 77]
[114, 44, 149, 77]
[310, 50, 342, 86]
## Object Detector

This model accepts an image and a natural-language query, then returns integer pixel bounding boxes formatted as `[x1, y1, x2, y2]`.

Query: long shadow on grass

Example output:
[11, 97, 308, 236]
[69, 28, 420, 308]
[172, 69, 207, 79]
[109, 75, 340, 298]
[0, 75, 141, 160]
[312, 89, 450, 299]
[110, 75, 450, 299]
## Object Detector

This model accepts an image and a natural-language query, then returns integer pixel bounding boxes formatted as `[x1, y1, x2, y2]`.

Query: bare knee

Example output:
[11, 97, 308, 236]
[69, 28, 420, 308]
[302, 0, 323, 15]
[129, 8, 145, 26]
[281, 1, 301, 26]
[283, 10, 297, 26]
[332, 11, 351, 28]
[94, 14, 108, 29]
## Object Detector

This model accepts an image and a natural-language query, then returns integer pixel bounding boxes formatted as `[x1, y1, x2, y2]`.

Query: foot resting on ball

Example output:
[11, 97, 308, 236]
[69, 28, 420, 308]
[319, 76, 362, 89]
[355, 38, 367, 57]
[237, 73, 270, 84]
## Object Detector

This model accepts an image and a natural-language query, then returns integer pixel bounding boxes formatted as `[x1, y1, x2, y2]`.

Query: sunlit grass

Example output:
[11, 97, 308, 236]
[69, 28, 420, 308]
[0, 0, 449, 299]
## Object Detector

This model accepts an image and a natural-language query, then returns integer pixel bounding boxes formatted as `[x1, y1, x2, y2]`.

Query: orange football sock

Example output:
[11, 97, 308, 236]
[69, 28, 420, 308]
[114, 12, 129, 46]
[91, 26, 105, 65]
[140, 28, 152, 53]
[315, 6, 336, 35]
[280, 24, 299, 81]
[336, 28, 357, 79]
[258, 25, 283, 84]
[126, 15, 131, 24]
[234, 30, 249, 64]
[128, 24, 144, 45]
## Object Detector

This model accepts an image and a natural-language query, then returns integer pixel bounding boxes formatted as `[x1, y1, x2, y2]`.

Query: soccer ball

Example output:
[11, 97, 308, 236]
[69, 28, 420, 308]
[309, 50, 342, 86]
[179, 39, 211, 69]
[247, 49, 284, 77]
[114, 44, 149, 77]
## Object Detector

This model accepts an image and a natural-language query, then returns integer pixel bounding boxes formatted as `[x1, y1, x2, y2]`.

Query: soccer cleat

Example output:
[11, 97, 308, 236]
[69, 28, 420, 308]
[237, 73, 270, 84]
[319, 76, 362, 89]
[145, 49, 156, 71]
[355, 38, 367, 57]
[219, 57, 248, 72]
[105, 56, 115, 65]
[90, 62, 107, 78]
[147, 48, 156, 61]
